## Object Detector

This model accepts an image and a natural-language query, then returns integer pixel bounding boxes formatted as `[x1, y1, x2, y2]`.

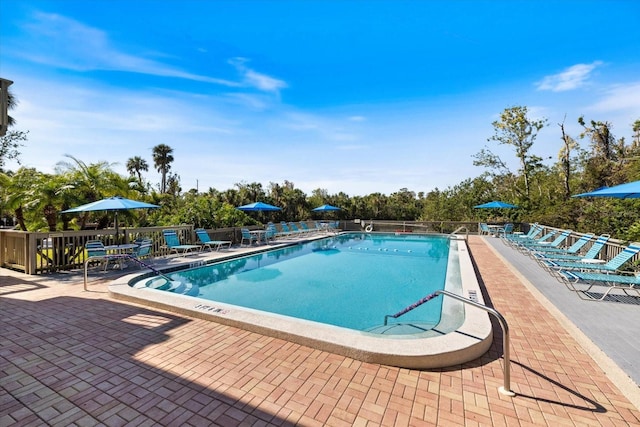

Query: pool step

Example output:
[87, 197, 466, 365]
[146, 278, 200, 296]
[366, 322, 438, 335]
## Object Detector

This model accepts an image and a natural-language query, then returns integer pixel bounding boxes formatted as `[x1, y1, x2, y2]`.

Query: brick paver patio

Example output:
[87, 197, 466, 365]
[1, 237, 639, 426]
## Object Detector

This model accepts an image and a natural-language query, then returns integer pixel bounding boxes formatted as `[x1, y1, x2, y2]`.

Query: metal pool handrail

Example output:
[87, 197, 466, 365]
[383, 289, 515, 396]
[83, 254, 174, 291]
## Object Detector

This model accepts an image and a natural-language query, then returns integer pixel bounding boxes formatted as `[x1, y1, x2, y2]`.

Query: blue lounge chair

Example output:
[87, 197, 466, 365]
[162, 230, 200, 255]
[288, 222, 308, 236]
[519, 230, 572, 254]
[280, 222, 300, 238]
[531, 233, 594, 255]
[195, 228, 232, 251]
[561, 270, 640, 300]
[299, 222, 314, 235]
[548, 242, 640, 277]
[512, 229, 558, 250]
[504, 224, 544, 246]
[535, 234, 609, 262]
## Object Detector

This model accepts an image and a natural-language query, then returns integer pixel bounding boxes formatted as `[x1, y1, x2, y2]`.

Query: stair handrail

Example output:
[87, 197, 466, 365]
[83, 254, 174, 291]
[383, 289, 514, 396]
[449, 226, 469, 240]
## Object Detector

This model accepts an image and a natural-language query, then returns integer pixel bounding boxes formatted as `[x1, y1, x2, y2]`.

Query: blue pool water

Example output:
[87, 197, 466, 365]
[142, 233, 452, 333]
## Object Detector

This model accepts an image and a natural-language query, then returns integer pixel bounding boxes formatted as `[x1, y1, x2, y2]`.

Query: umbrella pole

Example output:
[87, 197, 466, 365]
[114, 211, 119, 245]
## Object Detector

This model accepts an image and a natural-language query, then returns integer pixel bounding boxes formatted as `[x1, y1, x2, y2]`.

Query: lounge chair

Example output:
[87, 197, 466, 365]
[561, 269, 640, 300]
[534, 234, 609, 262]
[548, 242, 640, 278]
[504, 223, 543, 246]
[240, 228, 258, 246]
[519, 230, 572, 254]
[280, 222, 300, 238]
[288, 222, 308, 236]
[162, 230, 200, 255]
[299, 222, 318, 235]
[195, 228, 232, 251]
[511, 229, 558, 250]
[530, 233, 594, 255]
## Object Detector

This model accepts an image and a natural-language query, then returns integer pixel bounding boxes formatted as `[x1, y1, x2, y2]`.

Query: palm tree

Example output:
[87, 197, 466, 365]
[0, 88, 28, 172]
[56, 155, 132, 229]
[152, 144, 174, 193]
[126, 156, 149, 184]
[6, 88, 16, 128]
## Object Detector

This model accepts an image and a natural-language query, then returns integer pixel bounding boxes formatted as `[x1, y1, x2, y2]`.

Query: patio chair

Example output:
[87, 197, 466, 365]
[130, 239, 153, 267]
[195, 228, 232, 251]
[240, 228, 258, 246]
[496, 223, 514, 237]
[547, 242, 640, 278]
[162, 230, 200, 255]
[479, 223, 491, 236]
[534, 234, 609, 262]
[264, 225, 276, 243]
[85, 240, 112, 271]
[561, 269, 640, 300]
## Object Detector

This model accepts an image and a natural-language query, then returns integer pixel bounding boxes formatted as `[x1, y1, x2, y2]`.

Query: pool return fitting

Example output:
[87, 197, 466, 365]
[384, 289, 515, 397]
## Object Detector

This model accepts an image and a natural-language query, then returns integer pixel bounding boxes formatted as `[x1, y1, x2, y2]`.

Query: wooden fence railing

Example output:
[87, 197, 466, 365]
[2, 220, 635, 274]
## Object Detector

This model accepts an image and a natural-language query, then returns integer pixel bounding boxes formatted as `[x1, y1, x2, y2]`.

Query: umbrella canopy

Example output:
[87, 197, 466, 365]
[61, 196, 160, 237]
[474, 201, 518, 209]
[61, 196, 160, 213]
[572, 180, 640, 199]
[312, 204, 341, 212]
[236, 202, 282, 211]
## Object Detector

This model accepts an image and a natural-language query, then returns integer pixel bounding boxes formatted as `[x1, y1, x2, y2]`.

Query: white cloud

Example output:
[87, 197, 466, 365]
[14, 12, 238, 86]
[536, 61, 603, 92]
[588, 82, 640, 112]
[228, 57, 287, 94]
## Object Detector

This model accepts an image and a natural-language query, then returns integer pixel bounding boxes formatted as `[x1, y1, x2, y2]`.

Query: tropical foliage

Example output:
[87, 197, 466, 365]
[1, 105, 639, 241]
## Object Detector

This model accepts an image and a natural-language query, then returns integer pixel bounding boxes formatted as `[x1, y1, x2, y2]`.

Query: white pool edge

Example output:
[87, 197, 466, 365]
[109, 237, 493, 369]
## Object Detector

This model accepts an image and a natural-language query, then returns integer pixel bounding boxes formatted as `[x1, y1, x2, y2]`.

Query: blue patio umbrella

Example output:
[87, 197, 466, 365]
[236, 202, 282, 212]
[474, 201, 518, 209]
[312, 204, 341, 212]
[61, 196, 160, 237]
[572, 180, 640, 199]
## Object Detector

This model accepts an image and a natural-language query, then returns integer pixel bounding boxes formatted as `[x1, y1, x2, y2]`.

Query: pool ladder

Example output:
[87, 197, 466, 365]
[384, 289, 514, 396]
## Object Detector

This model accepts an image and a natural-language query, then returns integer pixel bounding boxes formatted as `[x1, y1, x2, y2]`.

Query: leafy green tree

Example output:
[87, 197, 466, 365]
[0, 168, 40, 230]
[152, 144, 174, 193]
[557, 119, 580, 199]
[473, 106, 547, 201]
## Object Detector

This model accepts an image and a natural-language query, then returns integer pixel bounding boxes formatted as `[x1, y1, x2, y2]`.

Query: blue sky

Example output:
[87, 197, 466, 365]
[1, 0, 639, 196]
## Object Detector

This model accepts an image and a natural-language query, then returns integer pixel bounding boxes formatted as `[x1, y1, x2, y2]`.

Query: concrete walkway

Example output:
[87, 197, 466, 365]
[1, 236, 639, 426]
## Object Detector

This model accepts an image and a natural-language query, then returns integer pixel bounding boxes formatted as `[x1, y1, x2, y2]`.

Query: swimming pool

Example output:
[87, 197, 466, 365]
[110, 232, 493, 368]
